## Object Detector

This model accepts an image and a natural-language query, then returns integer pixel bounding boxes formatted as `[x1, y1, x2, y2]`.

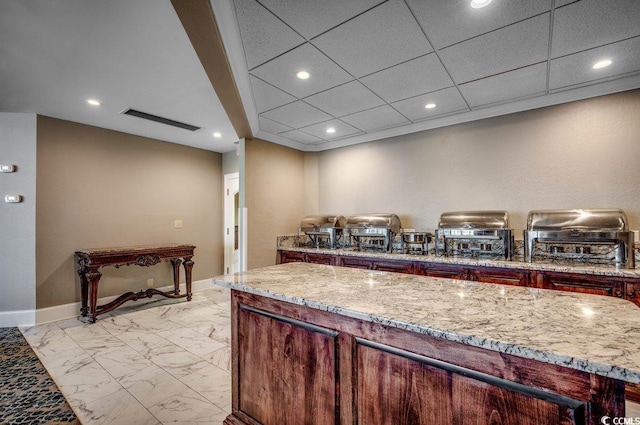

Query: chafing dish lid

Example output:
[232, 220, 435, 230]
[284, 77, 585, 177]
[526, 209, 628, 232]
[438, 211, 510, 229]
[345, 214, 402, 232]
[299, 215, 346, 229]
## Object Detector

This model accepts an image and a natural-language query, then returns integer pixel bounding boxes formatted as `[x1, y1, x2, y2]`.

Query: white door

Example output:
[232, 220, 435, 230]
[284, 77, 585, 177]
[224, 173, 240, 274]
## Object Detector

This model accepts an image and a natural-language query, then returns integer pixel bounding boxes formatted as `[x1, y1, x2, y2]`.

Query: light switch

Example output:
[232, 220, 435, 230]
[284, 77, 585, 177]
[174, 219, 183, 229]
[1, 164, 16, 173]
[4, 195, 23, 203]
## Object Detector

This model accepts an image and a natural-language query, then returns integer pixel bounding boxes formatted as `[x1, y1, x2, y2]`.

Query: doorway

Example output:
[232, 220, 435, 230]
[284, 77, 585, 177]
[224, 172, 239, 274]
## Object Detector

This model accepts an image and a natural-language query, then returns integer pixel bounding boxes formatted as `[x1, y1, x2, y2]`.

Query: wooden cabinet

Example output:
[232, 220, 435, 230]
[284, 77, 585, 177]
[414, 262, 468, 279]
[415, 263, 529, 286]
[542, 272, 624, 298]
[235, 305, 337, 425]
[356, 340, 586, 425]
[469, 267, 530, 286]
[279, 250, 336, 265]
[339, 256, 414, 274]
[227, 290, 623, 425]
[625, 282, 640, 306]
[279, 250, 306, 263]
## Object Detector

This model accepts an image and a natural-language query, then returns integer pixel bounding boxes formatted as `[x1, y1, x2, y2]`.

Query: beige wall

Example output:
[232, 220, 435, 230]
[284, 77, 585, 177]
[36, 116, 223, 309]
[316, 90, 640, 233]
[244, 138, 305, 269]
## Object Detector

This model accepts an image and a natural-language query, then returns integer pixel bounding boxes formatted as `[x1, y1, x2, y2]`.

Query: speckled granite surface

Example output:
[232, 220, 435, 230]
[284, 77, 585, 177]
[214, 262, 640, 384]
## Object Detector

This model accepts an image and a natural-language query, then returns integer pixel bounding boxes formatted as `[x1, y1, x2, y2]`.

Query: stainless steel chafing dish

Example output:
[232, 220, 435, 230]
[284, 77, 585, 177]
[298, 215, 346, 249]
[524, 208, 634, 268]
[345, 213, 401, 252]
[435, 210, 514, 259]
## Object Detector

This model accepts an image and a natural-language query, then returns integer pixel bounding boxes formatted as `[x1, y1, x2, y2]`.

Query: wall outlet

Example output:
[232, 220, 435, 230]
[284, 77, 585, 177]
[147, 278, 154, 288]
[174, 219, 183, 229]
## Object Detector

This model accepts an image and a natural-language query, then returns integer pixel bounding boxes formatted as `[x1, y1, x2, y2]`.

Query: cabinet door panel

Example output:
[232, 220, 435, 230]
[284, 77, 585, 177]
[339, 257, 374, 270]
[238, 307, 337, 425]
[279, 250, 306, 264]
[356, 341, 584, 425]
[372, 260, 413, 274]
[544, 273, 623, 298]
[469, 268, 529, 286]
[306, 252, 336, 265]
[415, 263, 468, 280]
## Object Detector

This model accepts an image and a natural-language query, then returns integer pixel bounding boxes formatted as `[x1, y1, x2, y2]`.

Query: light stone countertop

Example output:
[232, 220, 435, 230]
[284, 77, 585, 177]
[214, 262, 640, 384]
[279, 246, 640, 278]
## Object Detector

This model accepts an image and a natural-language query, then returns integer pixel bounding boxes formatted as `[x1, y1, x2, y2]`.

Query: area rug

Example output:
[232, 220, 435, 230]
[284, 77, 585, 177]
[0, 327, 79, 424]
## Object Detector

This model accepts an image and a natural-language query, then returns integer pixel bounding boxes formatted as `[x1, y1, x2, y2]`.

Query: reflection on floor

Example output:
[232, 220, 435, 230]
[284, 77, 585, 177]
[21, 287, 231, 425]
[19, 285, 640, 424]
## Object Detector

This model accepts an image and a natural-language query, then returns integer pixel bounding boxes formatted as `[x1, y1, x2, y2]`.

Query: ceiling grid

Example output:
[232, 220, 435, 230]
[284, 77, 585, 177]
[221, 0, 640, 151]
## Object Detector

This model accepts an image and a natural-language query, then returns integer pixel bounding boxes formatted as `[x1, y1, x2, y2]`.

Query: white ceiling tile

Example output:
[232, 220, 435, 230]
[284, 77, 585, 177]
[250, 76, 296, 113]
[304, 80, 385, 117]
[250, 43, 353, 98]
[459, 63, 548, 107]
[258, 0, 385, 40]
[260, 100, 333, 128]
[439, 13, 550, 84]
[313, 0, 433, 78]
[298, 119, 362, 140]
[233, 0, 305, 70]
[341, 105, 410, 132]
[279, 129, 324, 144]
[360, 53, 454, 103]
[391, 87, 469, 121]
[259, 116, 292, 134]
[549, 37, 640, 90]
[407, 0, 551, 50]
[552, 0, 640, 59]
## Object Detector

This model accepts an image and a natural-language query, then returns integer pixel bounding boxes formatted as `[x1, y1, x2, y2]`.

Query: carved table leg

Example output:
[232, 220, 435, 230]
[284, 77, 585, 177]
[79, 267, 90, 317]
[183, 257, 194, 301]
[87, 270, 102, 323]
[170, 258, 183, 295]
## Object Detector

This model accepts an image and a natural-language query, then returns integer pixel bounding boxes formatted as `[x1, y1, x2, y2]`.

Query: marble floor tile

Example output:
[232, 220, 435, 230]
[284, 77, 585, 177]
[22, 287, 234, 425]
[79, 387, 160, 425]
[156, 327, 227, 357]
[148, 388, 227, 423]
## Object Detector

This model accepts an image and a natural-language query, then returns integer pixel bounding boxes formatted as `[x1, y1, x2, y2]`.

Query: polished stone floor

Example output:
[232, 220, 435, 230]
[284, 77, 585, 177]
[21, 287, 232, 425]
[19, 285, 640, 424]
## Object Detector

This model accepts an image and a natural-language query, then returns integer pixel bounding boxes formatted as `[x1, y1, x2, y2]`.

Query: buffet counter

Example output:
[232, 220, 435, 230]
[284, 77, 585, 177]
[214, 262, 640, 424]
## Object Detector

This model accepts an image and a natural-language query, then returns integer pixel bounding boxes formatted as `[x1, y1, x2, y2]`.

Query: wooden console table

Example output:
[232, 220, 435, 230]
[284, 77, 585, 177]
[75, 244, 195, 323]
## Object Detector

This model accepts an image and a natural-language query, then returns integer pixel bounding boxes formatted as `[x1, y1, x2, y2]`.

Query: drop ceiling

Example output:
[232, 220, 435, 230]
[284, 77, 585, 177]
[0, 0, 238, 152]
[213, 0, 640, 152]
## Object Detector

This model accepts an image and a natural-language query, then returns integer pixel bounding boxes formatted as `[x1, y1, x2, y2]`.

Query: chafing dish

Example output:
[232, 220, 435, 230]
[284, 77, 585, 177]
[298, 215, 346, 249]
[435, 210, 514, 259]
[400, 231, 433, 255]
[524, 208, 634, 268]
[345, 214, 401, 252]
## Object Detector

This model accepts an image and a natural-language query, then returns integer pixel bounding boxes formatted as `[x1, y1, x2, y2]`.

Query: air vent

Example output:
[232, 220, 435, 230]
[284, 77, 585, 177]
[122, 109, 200, 131]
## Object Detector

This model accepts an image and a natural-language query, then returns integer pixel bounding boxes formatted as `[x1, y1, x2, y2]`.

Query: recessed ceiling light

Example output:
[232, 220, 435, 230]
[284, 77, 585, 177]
[87, 99, 101, 106]
[592, 59, 612, 70]
[296, 70, 310, 80]
[326, 127, 336, 134]
[213, 132, 222, 138]
[425, 103, 436, 109]
[470, 0, 492, 8]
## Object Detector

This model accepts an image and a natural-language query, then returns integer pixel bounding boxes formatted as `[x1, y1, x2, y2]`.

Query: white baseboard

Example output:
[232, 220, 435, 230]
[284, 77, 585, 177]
[0, 309, 36, 328]
[33, 278, 214, 325]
